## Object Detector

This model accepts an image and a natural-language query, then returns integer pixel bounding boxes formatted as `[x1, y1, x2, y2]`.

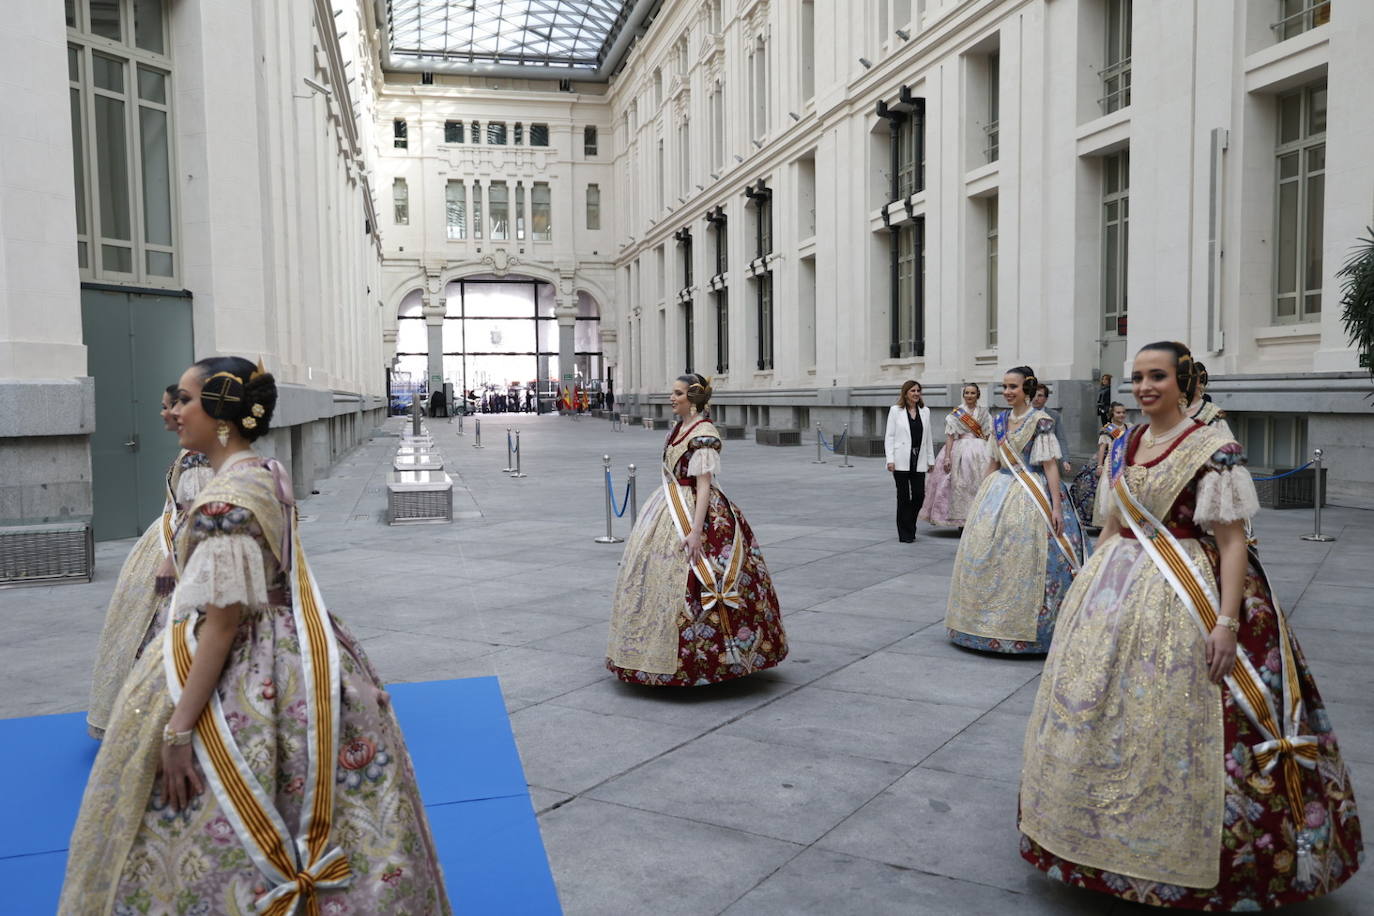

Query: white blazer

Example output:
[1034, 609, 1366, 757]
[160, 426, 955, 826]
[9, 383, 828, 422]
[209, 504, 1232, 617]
[884, 404, 934, 472]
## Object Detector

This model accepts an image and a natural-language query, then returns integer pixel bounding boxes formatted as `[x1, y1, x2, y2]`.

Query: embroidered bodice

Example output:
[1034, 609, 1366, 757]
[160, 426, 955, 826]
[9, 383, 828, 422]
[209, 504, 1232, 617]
[945, 405, 991, 440]
[664, 418, 723, 484]
[990, 408, 1061, 470]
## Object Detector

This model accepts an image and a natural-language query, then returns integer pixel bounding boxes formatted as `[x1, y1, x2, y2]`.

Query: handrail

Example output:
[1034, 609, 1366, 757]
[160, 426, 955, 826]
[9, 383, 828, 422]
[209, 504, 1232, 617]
[1270, 0, 1331, 32]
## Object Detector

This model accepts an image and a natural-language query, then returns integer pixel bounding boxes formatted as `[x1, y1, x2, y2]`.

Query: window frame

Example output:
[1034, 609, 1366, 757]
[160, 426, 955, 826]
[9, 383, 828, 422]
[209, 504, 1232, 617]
[445, 179, 466, 239]
[1102, 149, 1130, 338]
[531, 181, 552, 241]
[584, 125, 598, 157]
[394, 118, 408, 149]
[986, 196, 999, 348]
[393, 177, 409, 225]
[1273, 82, 1326, 324]
[444, 119, 464, 143]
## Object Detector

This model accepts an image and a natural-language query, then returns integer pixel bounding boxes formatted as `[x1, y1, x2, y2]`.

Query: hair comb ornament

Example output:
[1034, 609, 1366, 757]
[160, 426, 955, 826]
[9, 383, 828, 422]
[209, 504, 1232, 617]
[200, 371, 246, 420]
[250, 357, 268, 382]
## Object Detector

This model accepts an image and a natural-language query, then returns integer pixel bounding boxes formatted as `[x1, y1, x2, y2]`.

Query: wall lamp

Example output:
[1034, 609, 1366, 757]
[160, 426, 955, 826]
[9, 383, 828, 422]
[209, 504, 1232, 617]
[751, 138, 762, 149]
[788, 111, 800, 121]
[733, 154, 744, 162]
[859, 57, 873, 69]
[895, 29, 911, 41]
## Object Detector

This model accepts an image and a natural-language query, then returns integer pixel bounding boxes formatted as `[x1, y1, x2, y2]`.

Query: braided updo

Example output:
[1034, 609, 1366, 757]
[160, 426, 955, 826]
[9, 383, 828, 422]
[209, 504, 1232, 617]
[676, 373, 712, 413]
[1137, 341, 1199, 404]
[192, 356, 278, 442]
[1008, 365, 1039, 400]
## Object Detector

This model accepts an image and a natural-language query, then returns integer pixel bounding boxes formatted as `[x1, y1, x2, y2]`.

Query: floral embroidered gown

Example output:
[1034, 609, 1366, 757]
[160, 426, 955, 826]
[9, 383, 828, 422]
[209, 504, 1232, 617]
[1070, 421, 1128, 530]
[87, 449, 212, 738]
[1020, 424, 1362, 910]
[61, 456, 450, 914]
[944, 409, 1088, 654]
[606, 417, 787, 686]
[920, 405, 991, 528]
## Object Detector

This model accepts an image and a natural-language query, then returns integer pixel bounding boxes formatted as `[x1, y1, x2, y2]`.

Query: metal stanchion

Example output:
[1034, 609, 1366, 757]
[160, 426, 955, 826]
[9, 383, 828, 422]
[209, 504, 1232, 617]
[812, 422, 827, 464]
[628, 463, 638, 527]
[1300, 448, 1335, 543]
[595, 455, 624, 543]
[411, 398, 422, 437]
[839, 423, 853, 468]
[611, 412, 622, 432]
[510, 429, 527, 478]
[472, 418, 484, 449]
[502, 427, 516, 473]
[457, 411, 464, 436]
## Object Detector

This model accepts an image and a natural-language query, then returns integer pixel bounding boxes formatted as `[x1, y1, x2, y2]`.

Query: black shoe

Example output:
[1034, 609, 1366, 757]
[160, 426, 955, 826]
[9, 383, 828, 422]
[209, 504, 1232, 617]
[898, 536, 915, 543]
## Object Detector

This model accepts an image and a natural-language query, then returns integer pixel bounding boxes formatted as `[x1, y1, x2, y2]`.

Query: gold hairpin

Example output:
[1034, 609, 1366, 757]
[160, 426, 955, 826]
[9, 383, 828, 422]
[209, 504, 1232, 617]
[250, 356, 267, 381]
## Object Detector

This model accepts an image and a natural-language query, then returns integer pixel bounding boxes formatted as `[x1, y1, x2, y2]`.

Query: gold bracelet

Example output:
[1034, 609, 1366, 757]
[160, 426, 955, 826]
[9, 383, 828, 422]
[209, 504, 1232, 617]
[163, 725, 194, 746]
[1215, 616, 1240, 633]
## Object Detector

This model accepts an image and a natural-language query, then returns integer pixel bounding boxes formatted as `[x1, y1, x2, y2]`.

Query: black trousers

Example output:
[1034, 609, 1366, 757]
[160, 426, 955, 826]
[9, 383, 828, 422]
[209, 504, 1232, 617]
[893, 469, 925, 540]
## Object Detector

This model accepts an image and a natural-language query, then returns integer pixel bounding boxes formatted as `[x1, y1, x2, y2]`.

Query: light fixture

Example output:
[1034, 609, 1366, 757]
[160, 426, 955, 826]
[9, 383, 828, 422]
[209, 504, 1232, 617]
[733, 154, 744, 162]
[302, 76, 332, 97]
[751, 139, 762, 149]
[788, 111, 800, 121]
[895, 29, 911, 41]
[710, 172, 720, 180]
[859, 57, 873, 69]
[696, 183, 704, 190]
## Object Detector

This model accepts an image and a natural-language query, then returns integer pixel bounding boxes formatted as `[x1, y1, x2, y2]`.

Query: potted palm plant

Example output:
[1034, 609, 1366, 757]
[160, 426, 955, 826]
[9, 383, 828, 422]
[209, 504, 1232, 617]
[1338, 226, 1374, 392]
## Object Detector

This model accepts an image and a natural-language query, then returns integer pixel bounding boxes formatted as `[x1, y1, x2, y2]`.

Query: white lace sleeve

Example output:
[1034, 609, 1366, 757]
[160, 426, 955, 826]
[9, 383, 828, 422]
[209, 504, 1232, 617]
[687, 445, 721, 478]
[1093, 465, 1115, 526]
[175, 466, 214, 506]
[944, 413, 961, 437]
[1194, 466, 1260, 530]
[174, 533, 269, 613]
[1029, 419, 1062, 464]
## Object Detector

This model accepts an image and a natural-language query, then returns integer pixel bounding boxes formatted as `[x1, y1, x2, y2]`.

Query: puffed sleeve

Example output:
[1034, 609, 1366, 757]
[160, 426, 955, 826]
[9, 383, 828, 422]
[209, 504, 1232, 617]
[1194, 442, 1260, 530]
[175, 462, 214, 507]
[174, 502, 270, 613]
[1093, 464, 1115, 526]
[1029, 416, 1063, 464]
[1097, 431, 1113, 447]
[944, 413, 961, 437]
[686, 436, 722, 477]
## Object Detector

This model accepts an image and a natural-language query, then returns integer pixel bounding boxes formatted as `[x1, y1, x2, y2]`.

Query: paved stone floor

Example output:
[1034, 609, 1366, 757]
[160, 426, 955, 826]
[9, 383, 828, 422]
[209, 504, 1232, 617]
[4, 413, 1371, 914]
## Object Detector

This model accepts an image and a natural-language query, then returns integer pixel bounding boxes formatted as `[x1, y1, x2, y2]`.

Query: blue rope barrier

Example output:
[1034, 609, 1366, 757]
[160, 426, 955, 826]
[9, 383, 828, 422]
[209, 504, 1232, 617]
[1251, 461, 1313, 482]
[818, 430, 847, 452]
[605, 469, 632, 518]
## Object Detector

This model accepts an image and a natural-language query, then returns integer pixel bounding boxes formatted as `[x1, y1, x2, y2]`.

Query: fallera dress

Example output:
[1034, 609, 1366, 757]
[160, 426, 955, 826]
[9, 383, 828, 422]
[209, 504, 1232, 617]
[1020, 423, 1362, 910]
[1069, 421, 1128, 530]
[87, 449, 212, 739]
[920, 405, 991, 528]
[606, 416, 788, 685]
[944, 408, 1088, 653]
[60, 454, 450, 915]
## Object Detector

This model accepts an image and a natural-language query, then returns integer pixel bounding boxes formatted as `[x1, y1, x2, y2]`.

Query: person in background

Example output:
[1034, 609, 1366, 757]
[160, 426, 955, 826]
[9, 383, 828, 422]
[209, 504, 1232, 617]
[1031, 384, 1073, 479]
[1095, 372, 1114, 427]
[884, 380, 935, 542]
[920, 382, 991, 529]
[1188, 361, 1234, 440]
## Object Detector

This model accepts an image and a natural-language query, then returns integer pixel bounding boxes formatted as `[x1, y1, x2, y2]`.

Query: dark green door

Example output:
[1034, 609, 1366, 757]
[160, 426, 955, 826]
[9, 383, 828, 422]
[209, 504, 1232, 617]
[81, 287, 194, 540]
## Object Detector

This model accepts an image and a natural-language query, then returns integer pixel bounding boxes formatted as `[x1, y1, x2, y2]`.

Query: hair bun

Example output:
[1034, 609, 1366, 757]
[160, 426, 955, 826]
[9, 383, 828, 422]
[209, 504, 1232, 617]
[200, 371, 247, 420]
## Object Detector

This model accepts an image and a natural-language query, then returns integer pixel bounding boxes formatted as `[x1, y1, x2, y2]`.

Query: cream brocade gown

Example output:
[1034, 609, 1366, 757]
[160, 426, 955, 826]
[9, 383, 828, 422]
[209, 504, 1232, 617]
[61, 457, 450, 914]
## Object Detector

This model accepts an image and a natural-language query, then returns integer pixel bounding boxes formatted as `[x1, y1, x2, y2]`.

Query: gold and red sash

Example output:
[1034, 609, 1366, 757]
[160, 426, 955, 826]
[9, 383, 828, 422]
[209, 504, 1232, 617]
[164, 501, 350, 915]
[1106, 434, 1317, 818]
[952, 406, 986, 439]
[159, 456, 182, 560]
[993, 412, 1082, 573]
[660, 443, 750, 668]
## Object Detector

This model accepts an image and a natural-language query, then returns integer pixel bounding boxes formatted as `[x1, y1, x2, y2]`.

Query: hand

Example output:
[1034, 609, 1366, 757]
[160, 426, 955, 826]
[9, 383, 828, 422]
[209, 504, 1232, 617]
[159, 741, 204, 812]
[886, 463, 895, 472]
[154, 555, 176, 596]
[682, 529, 704, 563]
[1062, 460, 1072, 475]
[1050, 503, 1064, 537]
[943, 459, 951, 473]
[1205, 625, 1238, 684]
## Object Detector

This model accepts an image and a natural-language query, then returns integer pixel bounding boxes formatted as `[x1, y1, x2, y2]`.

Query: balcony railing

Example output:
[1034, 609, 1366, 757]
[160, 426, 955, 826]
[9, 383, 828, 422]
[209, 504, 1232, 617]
[1099, 58, 1132, 114]
[1272, 1, 1331, 41]
[983, 120, 1000, 164]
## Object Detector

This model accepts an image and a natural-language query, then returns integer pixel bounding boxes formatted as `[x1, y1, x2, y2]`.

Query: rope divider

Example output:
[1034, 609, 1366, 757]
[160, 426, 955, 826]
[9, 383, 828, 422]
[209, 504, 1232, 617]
[818, 429, 847, 453]
[605, 469, 632, 518]
[1251, 461, 1313, 482]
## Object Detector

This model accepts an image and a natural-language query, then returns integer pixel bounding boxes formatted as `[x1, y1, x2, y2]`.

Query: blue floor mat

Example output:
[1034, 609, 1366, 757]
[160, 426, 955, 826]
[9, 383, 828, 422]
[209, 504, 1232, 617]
[0, 676, 560, 915]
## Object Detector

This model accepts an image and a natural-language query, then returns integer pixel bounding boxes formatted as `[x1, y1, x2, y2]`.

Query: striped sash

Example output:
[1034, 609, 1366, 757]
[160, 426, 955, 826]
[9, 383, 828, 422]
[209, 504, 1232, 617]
[159, 461, 179, 560]
[1106, 434, 1317, 818]
[953, 407, 986, 439]
[661, 469, 750, 667]
[164, 512, 350, 915]
[994, 412, 1081, 573]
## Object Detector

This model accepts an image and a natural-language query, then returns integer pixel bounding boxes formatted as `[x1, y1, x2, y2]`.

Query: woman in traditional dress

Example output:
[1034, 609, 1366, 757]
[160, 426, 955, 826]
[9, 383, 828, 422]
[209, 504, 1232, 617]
[920, 383, 991, 529]
[944, 366, 1088, 653]
[884, 380, 934, 542]
[1069, 401, 1128, 530]
[87, 386, 212, 739]
[61, 357, 450, 915]
[1188, 360, 1234, 439]
[1020, 341, 1362, 910]
[606, 373, 787, 686]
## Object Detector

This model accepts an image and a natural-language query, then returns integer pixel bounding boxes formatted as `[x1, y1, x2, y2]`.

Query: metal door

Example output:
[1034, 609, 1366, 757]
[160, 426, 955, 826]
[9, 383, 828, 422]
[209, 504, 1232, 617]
[81, 288, 193, 540]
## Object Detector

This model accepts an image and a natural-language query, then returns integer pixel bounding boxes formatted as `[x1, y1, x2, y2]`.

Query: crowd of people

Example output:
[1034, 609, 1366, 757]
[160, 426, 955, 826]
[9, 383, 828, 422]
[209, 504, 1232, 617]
[69, 341, 1361, 912]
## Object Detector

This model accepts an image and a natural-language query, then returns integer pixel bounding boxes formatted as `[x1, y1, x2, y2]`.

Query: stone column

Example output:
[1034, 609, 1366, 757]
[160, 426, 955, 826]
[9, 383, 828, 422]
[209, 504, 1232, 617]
[556, 295, 578, 413]
[422, 291, 445, 405]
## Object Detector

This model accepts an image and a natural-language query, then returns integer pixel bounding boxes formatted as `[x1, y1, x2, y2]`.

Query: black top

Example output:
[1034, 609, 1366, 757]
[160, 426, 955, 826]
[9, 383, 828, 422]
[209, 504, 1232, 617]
[907, 410, 923, 458]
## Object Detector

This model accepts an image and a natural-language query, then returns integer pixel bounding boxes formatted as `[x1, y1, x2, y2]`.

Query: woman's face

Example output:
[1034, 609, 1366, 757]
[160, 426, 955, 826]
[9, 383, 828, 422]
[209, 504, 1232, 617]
[171, 367, 222, 452]
[905, 384, 922, 408]
[1112, 404, 1128, 424]
[160, 392, 177, 432]
[1002, 373, 1028, 408]
[1131, 349, 1182, 419]
[962, 386, 979, 407]
[669, 381, 691, 417]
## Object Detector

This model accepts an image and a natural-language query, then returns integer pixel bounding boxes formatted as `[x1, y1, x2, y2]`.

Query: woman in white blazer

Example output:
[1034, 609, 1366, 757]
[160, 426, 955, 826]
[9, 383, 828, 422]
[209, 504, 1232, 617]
[885, 380, 935, 541]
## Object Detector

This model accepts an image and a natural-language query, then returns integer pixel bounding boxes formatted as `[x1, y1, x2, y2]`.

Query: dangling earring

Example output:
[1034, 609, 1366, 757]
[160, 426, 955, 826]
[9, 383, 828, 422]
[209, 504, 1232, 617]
[217, 420, 231, 448]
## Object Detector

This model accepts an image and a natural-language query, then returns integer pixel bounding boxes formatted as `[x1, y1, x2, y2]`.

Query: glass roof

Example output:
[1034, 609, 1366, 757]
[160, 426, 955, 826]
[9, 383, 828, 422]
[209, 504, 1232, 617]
[386, 0, 637, 72]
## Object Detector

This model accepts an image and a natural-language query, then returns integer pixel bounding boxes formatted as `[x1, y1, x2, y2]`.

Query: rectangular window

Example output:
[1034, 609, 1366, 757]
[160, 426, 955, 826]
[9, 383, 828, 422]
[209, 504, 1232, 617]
[586, 183, 601, 230]
[985, 53, 1000, 163]
[714, 216, 728, 275]
[892, 219, 925, 357]
[514, 122, 523, 145]
[394, 119, 408, 149]
[756, 195, 773, 257]
[487, 122, 507, 145]
[393, 177, 409, 224]
[711, 81, 725, 170]
[895, 101, 925, 198]
[751, 38, 768, 140]
[1274, 82, 1326, 322]
[446, 180, 466, 239]
[530, 123, 550, 147]
[1102, 0, 1133, 114]
[715, 288, 730, 373]
[489, 181, 509, 240]
[1276, 0, 1332, 42]
[584, 125, 598, 156]
[471, 120, 481, 144]
[679, 118, 691, 195]
[472, 183, 483, 239]
[444, 119, 464, 143]
[532, 182, 552, 240]
[683, 299, 695, 373]
[756, 273, 774, 370]
[515, 182, 526, 240]
[986, 196, 999, 348]
[681, 234, 693, 289]
[1103, 150, 1130, 335]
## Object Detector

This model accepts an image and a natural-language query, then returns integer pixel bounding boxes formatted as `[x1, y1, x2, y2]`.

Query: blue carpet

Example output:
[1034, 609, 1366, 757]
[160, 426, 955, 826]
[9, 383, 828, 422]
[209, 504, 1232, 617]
[0, 676, 560, 915]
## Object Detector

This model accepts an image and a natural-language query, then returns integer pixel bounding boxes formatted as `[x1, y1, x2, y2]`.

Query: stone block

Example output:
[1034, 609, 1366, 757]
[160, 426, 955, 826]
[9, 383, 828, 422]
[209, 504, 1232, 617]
[0, 377, 94, 437]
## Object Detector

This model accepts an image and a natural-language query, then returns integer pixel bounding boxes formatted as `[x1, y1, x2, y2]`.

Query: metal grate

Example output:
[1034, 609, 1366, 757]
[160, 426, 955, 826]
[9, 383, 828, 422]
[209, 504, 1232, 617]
[0, 523, 94, 587]
[388, 488, 453, 525]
